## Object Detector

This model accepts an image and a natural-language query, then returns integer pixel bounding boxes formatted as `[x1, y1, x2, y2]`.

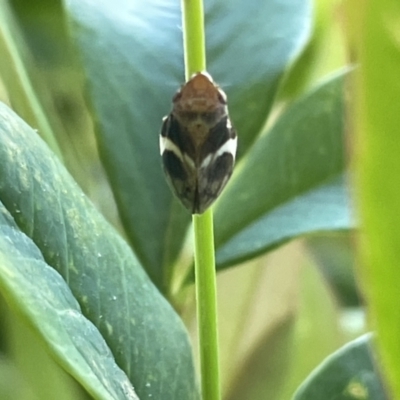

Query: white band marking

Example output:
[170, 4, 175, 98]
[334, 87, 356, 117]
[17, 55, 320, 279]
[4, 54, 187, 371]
[160, 136, 196, 169]
[200, 136, 237, 169]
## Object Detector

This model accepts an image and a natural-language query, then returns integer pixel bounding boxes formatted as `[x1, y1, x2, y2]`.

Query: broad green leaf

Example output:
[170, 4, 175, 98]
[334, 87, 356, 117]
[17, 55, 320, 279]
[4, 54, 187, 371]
[355, 0, 400, 397]
[0, 102, 199, 400]
[63, 0, 311, 291]
[214, 70, 352, 269]
[293, 334, 388, 400]
[205, 0, 311, 155]
[0, 202, 137, 400]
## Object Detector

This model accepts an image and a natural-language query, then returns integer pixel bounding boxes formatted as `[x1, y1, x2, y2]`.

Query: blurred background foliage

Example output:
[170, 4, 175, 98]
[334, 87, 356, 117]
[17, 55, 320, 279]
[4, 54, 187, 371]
[0, 0, 369, 398]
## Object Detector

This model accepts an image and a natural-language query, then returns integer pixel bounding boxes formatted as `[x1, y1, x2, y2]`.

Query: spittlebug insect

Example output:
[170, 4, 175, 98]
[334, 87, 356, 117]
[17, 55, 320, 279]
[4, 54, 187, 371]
[159, 72, 237, 214]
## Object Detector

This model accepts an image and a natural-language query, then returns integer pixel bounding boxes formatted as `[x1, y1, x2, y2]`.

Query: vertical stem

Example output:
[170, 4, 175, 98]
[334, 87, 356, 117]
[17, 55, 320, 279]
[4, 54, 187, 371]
[193, 211, 220, 400]
[181, 1, 221, 399]
[181, 0, 206, 78]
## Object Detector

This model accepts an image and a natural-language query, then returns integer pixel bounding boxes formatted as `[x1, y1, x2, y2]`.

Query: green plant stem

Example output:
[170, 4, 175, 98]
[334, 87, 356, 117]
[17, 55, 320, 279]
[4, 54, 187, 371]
[181, 0, 206, 78]
[181, 1, 220, 399]
[193, 211, 220, 400]
[0, 2, 63, 160]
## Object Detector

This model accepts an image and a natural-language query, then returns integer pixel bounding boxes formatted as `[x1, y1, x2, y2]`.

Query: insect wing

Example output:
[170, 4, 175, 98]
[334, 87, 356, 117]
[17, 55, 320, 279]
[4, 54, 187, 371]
[196, 118, 237, 213]
[160, 115, 197, 211]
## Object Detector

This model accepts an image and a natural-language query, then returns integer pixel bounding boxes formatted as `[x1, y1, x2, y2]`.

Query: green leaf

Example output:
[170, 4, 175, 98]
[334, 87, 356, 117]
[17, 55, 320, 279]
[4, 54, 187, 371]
[214, 70, 352, 269]
[0, 203, 138, 400]
[205, 0, 312, 156]
[0, 102, 199, 400]
[355, 0, 400, 397]
[62, 0, 311, 291]
[293, 334, 388, 400]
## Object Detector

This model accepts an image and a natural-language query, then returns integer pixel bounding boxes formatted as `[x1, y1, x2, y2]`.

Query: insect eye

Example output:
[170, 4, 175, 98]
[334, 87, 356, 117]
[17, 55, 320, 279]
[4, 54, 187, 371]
[217, 90, 227, 104]
[173, 92, 182, 102]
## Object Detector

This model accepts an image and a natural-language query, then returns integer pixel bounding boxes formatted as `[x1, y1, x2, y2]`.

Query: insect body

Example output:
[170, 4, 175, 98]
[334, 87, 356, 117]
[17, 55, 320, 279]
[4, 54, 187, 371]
[159, 72, 237, 214]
